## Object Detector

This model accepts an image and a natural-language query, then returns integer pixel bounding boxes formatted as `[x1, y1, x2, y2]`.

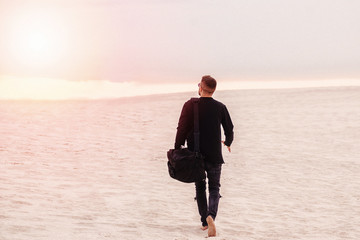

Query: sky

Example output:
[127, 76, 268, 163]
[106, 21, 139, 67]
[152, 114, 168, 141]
[1, 0, 360, 99]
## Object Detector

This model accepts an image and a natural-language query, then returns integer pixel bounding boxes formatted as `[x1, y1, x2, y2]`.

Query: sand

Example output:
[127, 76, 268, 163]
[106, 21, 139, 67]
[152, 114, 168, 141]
[1, 87, 360, 239]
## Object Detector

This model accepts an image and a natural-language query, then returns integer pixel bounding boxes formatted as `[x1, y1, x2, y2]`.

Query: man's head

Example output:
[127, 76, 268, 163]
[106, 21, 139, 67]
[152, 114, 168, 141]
[198, 75, 217, 97]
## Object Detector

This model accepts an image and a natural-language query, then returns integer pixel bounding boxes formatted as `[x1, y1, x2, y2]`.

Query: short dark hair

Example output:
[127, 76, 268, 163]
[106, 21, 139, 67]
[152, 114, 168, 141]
[201, 75, 217, 93]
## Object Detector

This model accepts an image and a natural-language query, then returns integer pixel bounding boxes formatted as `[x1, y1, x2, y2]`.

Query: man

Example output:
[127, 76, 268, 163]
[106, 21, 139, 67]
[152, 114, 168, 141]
[174, 75, 234, 237]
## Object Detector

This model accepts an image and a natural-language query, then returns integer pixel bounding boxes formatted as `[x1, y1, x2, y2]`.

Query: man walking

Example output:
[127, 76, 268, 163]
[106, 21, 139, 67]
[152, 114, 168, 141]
[174, 75, 234, 237]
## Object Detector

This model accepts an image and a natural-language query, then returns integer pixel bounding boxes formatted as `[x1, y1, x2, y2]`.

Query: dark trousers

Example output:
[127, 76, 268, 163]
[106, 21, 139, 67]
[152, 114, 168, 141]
[195, 163, 222, 227]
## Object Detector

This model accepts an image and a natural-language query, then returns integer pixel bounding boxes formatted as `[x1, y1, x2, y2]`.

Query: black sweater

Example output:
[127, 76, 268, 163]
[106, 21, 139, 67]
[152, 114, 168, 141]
[175, 97, 234, 164]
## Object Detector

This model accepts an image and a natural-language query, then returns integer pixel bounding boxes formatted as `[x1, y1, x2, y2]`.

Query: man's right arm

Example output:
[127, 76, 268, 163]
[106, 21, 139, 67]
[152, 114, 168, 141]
[222, 105, 234, 147]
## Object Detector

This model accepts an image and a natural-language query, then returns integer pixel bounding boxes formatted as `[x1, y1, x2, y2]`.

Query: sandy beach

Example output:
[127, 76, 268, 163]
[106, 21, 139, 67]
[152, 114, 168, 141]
[1, 87, 360, 240]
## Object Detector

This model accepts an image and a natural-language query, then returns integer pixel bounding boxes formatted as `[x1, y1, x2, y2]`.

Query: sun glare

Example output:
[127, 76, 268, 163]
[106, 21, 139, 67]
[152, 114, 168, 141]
[7, 9, 69, 68]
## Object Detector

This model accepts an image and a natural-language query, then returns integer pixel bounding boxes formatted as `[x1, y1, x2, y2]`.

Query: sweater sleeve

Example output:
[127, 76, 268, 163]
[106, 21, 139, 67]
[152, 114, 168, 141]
[174, 100, 192, 149]
[222, 105, 234, 147]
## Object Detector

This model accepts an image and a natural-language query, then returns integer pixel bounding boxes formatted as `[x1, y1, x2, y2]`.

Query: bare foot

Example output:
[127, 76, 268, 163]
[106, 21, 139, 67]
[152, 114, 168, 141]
[201, 226, 208, 231]
[206, 216, 216, 237]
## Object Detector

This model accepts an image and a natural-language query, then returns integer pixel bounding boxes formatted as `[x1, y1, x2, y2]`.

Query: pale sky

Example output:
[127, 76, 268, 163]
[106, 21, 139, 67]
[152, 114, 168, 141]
[0, 0, 360, 99]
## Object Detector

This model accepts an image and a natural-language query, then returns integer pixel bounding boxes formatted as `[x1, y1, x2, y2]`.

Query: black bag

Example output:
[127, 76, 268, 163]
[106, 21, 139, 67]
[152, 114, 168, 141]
[167, 148, 205, 183]
[167, 98, 205, 183]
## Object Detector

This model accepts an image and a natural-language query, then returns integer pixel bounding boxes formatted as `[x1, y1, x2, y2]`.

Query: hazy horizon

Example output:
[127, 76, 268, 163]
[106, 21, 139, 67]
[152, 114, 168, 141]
[1, 77, 360, 100]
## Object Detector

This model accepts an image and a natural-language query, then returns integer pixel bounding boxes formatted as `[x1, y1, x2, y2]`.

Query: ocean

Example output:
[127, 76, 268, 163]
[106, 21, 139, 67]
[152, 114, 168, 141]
[1, 87, 359, 239]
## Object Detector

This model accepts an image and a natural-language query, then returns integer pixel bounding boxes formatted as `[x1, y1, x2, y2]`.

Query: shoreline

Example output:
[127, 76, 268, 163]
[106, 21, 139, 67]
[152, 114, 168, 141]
[1, 84, 359, 102]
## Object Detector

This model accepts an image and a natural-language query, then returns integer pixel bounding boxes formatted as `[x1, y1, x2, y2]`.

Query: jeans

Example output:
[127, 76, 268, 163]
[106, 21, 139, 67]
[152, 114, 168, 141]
[195, 162, 222, 227]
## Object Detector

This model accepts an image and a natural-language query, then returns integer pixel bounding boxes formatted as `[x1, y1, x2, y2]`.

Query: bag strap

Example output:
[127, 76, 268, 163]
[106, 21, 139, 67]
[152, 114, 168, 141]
[192, 98, 200, 153]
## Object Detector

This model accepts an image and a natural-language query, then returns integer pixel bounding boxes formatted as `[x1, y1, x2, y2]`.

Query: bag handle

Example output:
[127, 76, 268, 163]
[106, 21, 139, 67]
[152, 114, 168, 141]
[192, 98, 200, 153]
